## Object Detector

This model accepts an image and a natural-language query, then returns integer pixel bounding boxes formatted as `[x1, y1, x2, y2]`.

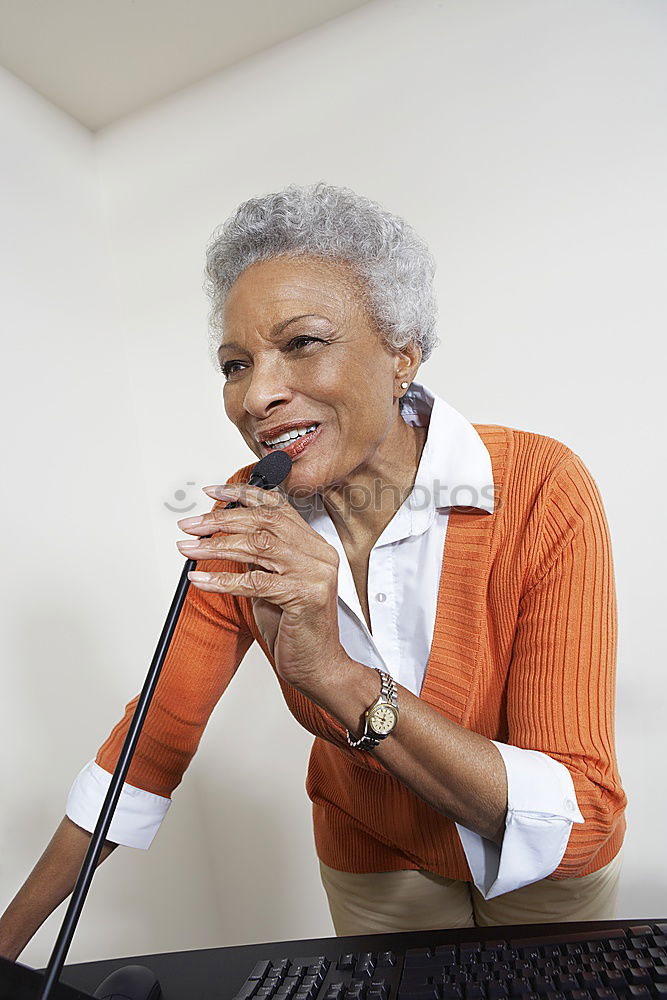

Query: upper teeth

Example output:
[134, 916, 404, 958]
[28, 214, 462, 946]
[264, 424, 318, 447]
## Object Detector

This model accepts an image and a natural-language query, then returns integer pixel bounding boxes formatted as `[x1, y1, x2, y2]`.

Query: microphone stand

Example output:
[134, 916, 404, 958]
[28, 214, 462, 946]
[37, 555, 198, 1000]
[37, 453, 291, 1000]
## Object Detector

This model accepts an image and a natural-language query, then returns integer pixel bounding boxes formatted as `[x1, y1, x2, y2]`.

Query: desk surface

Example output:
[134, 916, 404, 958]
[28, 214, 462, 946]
[57, 918, 644, 1000]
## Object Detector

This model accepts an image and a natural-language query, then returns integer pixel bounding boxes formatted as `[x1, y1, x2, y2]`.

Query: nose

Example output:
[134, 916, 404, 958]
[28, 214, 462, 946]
[241, 357, 294, 420]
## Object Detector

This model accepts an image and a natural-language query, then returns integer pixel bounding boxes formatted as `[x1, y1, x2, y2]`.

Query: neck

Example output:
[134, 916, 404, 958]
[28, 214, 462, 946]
[319, 414, 428, 552]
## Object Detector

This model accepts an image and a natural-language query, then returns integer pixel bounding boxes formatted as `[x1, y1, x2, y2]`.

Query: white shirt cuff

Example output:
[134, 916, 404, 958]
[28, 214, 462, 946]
[455, 741, 585, 899]
[66, 759, 171, 850]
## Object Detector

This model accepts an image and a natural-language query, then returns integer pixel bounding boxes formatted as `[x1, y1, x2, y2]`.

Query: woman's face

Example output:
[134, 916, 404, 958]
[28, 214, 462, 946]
[219, 255, 417, 498]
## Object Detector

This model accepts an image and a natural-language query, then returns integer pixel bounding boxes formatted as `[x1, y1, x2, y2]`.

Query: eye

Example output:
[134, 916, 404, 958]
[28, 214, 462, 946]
[219, 335, 325, 379]
[219, 360, 243, 378]
[288, 335, 322, 352]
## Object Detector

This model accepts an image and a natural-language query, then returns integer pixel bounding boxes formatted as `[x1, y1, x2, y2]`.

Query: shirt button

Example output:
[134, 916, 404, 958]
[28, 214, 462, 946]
[375, 592, 386, 602]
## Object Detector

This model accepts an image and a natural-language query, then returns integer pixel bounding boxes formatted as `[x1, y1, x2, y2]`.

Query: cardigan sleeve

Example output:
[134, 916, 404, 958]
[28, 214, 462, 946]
[66, 553, 255, 847]
[504, 451, 627, 878]
[92, 555, 255, 798]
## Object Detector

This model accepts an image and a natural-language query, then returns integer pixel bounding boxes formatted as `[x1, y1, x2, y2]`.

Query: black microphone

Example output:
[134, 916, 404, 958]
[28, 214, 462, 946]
[25, 451, 293, 1000]
[226, 448, 292, 504]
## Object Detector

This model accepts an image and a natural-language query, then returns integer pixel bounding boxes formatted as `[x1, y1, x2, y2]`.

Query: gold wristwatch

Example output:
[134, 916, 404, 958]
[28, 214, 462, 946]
[346, 668, 399, 751]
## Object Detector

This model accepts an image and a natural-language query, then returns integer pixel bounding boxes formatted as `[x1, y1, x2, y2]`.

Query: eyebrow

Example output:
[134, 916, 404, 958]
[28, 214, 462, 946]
[217, 314, 330, 356]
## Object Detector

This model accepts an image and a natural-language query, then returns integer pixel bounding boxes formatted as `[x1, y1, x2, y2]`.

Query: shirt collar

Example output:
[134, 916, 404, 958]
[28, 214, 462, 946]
[288, 379, 495, 540]
[402, 380, 495, 515]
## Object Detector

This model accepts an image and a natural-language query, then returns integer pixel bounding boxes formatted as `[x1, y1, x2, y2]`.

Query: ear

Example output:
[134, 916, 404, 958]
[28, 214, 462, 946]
[394, 339, 423, 384]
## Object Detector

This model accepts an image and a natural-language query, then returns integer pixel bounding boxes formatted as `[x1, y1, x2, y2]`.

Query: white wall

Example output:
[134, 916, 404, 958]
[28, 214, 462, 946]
[2, 0, 666, 970]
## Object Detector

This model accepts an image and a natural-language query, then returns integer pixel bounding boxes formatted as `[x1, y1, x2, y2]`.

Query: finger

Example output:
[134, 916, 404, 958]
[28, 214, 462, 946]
[176, 534, 280, 572]
[187, 567, 288, 600]
[178, 496, 299, 539]
[202, 483, 287, 507]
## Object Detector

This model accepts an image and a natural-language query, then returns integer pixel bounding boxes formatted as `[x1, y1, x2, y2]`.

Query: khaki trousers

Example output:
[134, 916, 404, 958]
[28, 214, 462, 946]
[319, 849, 623, 934]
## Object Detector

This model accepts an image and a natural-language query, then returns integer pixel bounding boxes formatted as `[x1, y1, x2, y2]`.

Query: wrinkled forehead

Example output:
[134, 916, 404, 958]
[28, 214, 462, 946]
[222, 255, 369, 330]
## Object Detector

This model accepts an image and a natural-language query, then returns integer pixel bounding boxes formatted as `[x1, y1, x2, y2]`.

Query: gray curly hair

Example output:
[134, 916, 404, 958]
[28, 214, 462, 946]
[204, 183, 440, 384]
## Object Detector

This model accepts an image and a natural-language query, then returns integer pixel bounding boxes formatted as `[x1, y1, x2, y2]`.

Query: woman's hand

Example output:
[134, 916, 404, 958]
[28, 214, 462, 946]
[176, 482, 346, 696]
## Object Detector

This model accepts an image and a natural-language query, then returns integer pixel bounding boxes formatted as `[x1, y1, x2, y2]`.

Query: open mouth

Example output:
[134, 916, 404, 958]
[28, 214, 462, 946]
[260, 424, 323, 459]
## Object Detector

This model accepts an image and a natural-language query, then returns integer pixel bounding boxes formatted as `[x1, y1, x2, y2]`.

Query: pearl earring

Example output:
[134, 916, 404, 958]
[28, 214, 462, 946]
[400, 381, 409, 389]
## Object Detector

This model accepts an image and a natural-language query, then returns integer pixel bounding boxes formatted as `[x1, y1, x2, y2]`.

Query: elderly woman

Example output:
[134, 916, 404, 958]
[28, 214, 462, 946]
[0, 183, 626, 956]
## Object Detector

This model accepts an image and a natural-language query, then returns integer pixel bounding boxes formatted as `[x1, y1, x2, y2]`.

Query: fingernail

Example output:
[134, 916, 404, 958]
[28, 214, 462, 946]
[203, 485, 238, 497]
[178, 515, 204, 528]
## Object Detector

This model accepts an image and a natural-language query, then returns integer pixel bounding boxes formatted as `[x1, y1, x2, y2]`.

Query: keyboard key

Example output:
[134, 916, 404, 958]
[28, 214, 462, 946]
[338, 956, 357, 971]
[578, 972, 603, 989]
[627, 989, 651, 998]
[517, 947, 541, 962]
[441, 988, 463, 1000]
[397, 988, 439, 1000]
[486, 986, 509, 1000]
[325, 988, 345, 1000]
[531, 976, 556, 992]
[345, 989, 364, 1000]
[358, 955, 376, 977]
[554, 974, 579, 992]
[234, 983, 260, 1000]
[378, 953, 397, 968]
[463, 986, 485, 999]
[250, 961, 273, 981]
[627, 969, 652, 986]
[301, 976, 321, 991]
[274, 986, 296, 1000]
[405, 956, 441, 970]
[629, 925, 653, 936]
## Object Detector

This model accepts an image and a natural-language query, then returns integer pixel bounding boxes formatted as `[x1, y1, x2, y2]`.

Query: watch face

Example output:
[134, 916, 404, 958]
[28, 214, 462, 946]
[369, 704, 398, 736]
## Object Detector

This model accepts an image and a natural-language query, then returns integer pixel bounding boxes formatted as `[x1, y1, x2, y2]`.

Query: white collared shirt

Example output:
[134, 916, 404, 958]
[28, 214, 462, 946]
[67, 380, 584, 898]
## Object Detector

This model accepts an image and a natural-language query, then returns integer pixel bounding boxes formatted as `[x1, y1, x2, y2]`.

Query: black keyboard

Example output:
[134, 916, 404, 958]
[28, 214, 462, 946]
[230, 923, 667, 1000]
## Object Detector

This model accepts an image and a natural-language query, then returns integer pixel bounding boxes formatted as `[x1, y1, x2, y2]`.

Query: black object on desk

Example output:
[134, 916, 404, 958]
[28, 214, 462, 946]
[52, 917, 667, 1000]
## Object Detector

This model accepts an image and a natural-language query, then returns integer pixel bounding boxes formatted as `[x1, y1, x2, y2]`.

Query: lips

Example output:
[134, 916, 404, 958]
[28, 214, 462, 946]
[260, 424, 323, 459]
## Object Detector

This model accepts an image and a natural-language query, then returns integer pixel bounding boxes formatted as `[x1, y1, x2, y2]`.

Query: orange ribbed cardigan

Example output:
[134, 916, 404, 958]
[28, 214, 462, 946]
[96, 425, 627, 881]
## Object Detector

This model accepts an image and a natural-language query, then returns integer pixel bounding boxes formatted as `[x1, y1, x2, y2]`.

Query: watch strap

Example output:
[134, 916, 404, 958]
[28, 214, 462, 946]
[346, 667, 399, 751]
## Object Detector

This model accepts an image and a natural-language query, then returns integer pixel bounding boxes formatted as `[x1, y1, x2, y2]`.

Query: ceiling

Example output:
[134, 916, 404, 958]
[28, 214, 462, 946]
[0, 0, 372, 131]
